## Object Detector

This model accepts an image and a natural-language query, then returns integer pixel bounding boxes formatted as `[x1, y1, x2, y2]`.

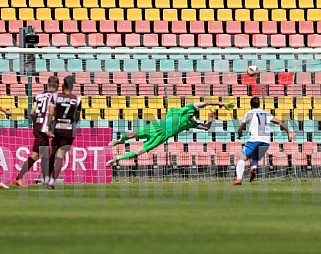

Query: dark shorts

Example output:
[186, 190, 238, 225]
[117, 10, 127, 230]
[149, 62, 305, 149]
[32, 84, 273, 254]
[32, 131, 49, 154]
[51, 132, 75, 152]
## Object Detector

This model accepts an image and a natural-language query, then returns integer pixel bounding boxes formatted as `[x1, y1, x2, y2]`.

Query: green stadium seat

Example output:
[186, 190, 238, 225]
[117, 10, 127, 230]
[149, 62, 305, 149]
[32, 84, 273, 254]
[0, 59, 10, 72]
[40, 47, 58, 60]
[213, 60, 229, 72]
[105, 59, 121, 72]
[77, 47, 94, 59]
[5, 47, 19, 59]
[260, 49, 277, 59]
[215, 132, 232, 143]
[159, 59, 175, 72]
[12, 59, 20, 72]
[227, 120, 241, 132]
[151, 47, 168, 60]
[35, 58, 47, 72]
[123, 59, 139, 72]
[86, 59, 102, 72]
[96, 47, 112, 60]
[196, 131, 213, 143]
[178, 131, 194, 143]
[297, 49, 314, 60]
[232, 59, 248, 73]
[287, 60, 303, 72]
[93, 120, 109, 128]
[196, 59, 212, 72]
[0, 120, 13, 128]
[113, 119, 128, 132]
[207, 48, 223, 60]
[67, 59, 83, 72]
[188, 49, 204, 60]
[132, 47, 150, 59]
[304, 120, 317, 132]
[279, 51, 295, 59]
[306, 60, 321, 72]
[224, 48, 243, 60]
[251, 60, 267, 72]
[178, 59, 193, 72]
[141, 59, 156, 72]
[50, 59, 66, 72]
[78, 120, 91, 127]
[270, 60, 286, 72]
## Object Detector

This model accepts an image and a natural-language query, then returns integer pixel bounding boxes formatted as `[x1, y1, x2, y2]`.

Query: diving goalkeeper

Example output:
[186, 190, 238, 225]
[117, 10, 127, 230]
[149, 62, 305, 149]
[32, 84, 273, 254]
[106, 101, 233, 166]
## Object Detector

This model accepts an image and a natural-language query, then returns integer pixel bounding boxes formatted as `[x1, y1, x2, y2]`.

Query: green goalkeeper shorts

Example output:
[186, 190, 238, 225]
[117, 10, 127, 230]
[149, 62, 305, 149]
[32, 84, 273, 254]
[135, 122, 168, 152]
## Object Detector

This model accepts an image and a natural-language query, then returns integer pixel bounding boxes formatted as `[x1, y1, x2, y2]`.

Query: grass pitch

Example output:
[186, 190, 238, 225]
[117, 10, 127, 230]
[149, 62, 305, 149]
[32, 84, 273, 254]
[1, 181, 321, 254]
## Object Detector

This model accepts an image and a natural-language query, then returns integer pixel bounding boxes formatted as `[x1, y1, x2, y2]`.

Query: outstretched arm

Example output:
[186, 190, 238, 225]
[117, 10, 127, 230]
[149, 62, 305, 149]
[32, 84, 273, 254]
[30, 108, 36, 123]
[0, 107, 11, 116]
[197, 109, 215, 130]
[194, 102, 223, 109]
[237, 122, 246, 139]
[271, 117, 295, 141]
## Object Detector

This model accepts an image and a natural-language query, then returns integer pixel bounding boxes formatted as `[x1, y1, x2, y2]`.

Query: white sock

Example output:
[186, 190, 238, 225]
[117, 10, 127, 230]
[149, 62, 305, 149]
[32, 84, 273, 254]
[44, 176, 50, 184]
[236, 160, 246, 180]
[49, 178, 55, 185]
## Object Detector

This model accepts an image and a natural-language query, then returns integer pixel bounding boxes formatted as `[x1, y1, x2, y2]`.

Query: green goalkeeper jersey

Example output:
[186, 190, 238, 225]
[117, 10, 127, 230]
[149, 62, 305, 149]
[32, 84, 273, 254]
[160, 104, 199, 137]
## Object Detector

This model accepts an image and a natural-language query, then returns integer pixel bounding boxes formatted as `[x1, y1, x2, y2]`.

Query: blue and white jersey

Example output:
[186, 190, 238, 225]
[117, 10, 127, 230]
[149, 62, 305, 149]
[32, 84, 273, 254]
[242, 108, 274, 143]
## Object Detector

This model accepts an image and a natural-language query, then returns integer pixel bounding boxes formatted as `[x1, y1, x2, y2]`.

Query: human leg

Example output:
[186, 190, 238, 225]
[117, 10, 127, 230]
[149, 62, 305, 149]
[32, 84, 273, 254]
[108, 131, 137, 147]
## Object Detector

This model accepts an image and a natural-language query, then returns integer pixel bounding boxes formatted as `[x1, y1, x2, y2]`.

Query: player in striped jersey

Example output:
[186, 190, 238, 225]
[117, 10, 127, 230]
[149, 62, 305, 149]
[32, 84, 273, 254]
[13, 76, 59, 187]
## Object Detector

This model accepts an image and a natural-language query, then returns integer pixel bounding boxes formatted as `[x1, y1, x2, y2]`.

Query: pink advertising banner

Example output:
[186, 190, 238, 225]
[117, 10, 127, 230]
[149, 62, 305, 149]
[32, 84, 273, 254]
[0, 128, 113, 184]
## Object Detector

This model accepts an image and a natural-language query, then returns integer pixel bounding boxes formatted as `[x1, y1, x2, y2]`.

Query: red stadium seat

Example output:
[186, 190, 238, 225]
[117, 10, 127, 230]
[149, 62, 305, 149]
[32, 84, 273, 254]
[190, 21, 205, 34]
[317, 21, 321, 34]
[84, 84, 99, 96]
[10, 84, 25, 95]
[283, 142, 299, 154]
[223, 72, 238, 84]
[303, 142, 318, 155]
[131, 72, 147, 84]
[299, 21, 314, 34]
[197, 34, 213, 47]
[139, 84, 155, 96]
[226, 142, 242, 154]
[168, 142, 184, 152]
[117, 20, 132, 33]
[215, 151, 230, 166]
[32, 84, 45, 96]
[179, 34, 194, 47]
[171, 21, 187, 33]
[37, 33, 50, 47]
[63, 20, 79, 33]
[76, 72, 91, 84]
[251, 84, 268, 96]
[26, 20, 42, 33]
[106, 34, 122, 47]
[153, 21, 169, 33]
[143, 34, 159, 47]
[281, 21, 296, 34]
[260, 72, 275, 84]
[174, 152, 193, 167]
[162, 34, 177, 47]
[70, 33, 86, 46]
[296, 72, 311, 84]
[216, 34, 231, 47]
[204, 72, 220, 84]
[57, 72, 72, 81]
[241, 73, 256, 84]
[0, 34, 13, 46]
[233, 84, 248, 96]
[207, 142, 222, 152]
[102, 84, 117, 95]
[306, 84, 321, 96]
[307, 34, 321, 47]
[8, 20, 23, 33]
[213, 84, 228, 96]
[291, 152, 308, 167]
[287, 84, 303, 96]
[135, 20, 150, 33]
[195, 83, 211, 96]
[137, 152, 154, 167]
[158, 83, 174, 95]
[94, 72, 109, 84]
[278, 72, 293, 85]
[268, 84, 285, 96]
[262, 21, 277, 34]
[44, 20, 60, 33]
[177, 83, 192, 95]
[81, 20, 97, 33]
[195, 152, 214, 166]
[20, 76, 36, 84]
[289, 34, 304, 48]
[186, 72, 202, 84]
[0, 20, 5, 33]
[208, 21, 223, 34]
[315, 72, 321, 84]
[99, 20, 115, 33]
[167, 72, 182, 84]
[311, 152, 321, 167]
[271, 34, 286, 47]
[38, 72, 54, 84]
[226, 21, 241, 34]
[149, 72, 163, 84]
[121, 83, 136, 95]
[267, 151, 288, 167]
[252, 34, 268, 47]
[125, 33, 141, 47]
[88, 33, 105, 47]
[2, 72, 17, 84]
[113, 72, 128, 84]
[234, 34, 250, 47]
[188, 142, 204, 153]
[244, 21, 260, 34]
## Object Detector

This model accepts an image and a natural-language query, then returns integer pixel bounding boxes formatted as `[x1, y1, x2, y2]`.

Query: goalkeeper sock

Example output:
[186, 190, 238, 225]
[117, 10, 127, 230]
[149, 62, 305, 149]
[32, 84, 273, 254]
[236, 160, 245, 180]
[117, 152, 137, 161]
[53, 157, 64, 180]
[17, 157, 36, 180]
[119, 134, 130, 144]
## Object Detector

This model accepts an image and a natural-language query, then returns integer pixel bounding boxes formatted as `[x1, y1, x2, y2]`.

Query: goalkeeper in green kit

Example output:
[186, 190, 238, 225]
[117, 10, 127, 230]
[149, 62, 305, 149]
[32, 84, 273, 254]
[106, 101, 233, 166]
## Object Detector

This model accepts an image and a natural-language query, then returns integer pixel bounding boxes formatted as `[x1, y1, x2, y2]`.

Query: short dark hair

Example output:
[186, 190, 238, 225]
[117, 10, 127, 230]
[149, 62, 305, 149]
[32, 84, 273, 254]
[48, 76, 59, 88]
[63, 75, 75, 91]
[250, 97, 260, 108]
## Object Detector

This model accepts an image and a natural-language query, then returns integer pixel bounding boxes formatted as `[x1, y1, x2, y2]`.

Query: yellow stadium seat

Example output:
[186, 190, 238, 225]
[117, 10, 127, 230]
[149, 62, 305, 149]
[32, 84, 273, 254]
[148, 96, 163, 108]
[81, 96, 90, 109]
[217, 9, 233, 21]
[173, 0, 188, 8]
[245, 0, 259, 8]
[307, 9, 321, 21]
[145, 9, 160, 20]
[239, 97, 252, 110]
[209, 0, 224, 8]
[130, 96, 145, 108]
[263, 0, 278, 8]
[111, 96, 126, 109]
[155, 0, 170, 8]
[299, 0, 313, 8]
[260, 96, 275, 110]
[217, 109, 233, 121]
[73, 8, 89, 20]
[167, 96, 181, 108]
[123, 109, 139, 120]
[55, 8, 71, 20]
[11, 108, 25, 120]
[29, 0, 44, 7]
[181, 9, 197, 21]
[274, 109, 291, 120]
[281, 0, 296, 8]
[137, 0, 152, 8]
[0, 0, 8, 7]
[65, 0, 81, 7]
[91, 96, 106, 108]
[83, 0, 99, 7]
[17, 96, 28, 109]
[90, 8, 105, 20]
[203, 96, 220, 102]
[0, 96, 15, 108]
[19, 8, 34, 20]
[253, 9, 268, 21]
[127, 9, 142, 21]
[47, 0, 62, 7]
[101, 0, 115, 7]
[227, 0, 242, 8]
[109, 8, 124, 20]
[191, 0, 206, 8]
[272, 9, 287, 21]
[289, 9, 305, 21]
[235, 9, 251, 21]
[85, 108, 101, 120]
[317, 0, 321, 8]
[163, 9, 178, 21]
[278, 96, 293, 109]
[36, 8, 51, 20]
[296, 96, 312, 109]
[1, 8, 16, 20]
[185, 96, 200, 105]
[199, 9, 214, 21]
[143, 108, 158, 121]
[293, 109, 309, 120]
[313, 109, 321, 120]
[12, 0, 27, 7]
[119, 0, 134, 8]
